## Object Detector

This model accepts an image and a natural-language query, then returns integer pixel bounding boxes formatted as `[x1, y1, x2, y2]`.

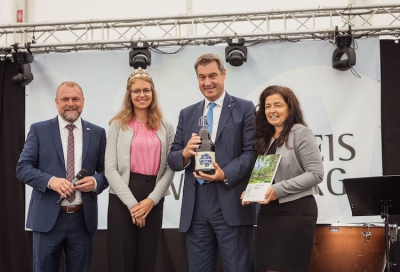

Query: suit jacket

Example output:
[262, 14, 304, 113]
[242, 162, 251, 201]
[168, 92, 257, 232]
[105, 119, 175, 209]
[16, 116, 108, 233]
[273, 124, 324, 203]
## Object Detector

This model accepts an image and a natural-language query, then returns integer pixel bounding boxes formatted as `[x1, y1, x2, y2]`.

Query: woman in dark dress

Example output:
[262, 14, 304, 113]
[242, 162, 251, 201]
[243, 85, 324, 272]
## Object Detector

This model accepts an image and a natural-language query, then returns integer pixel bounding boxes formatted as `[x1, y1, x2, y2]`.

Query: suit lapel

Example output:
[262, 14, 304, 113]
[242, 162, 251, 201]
[216, 93, 234, 142]
[81, 119, 90, 164]
[50, 117, 65, 166]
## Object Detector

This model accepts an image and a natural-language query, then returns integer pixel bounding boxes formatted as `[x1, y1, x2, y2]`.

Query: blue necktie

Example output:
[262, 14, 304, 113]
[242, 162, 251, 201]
[207, 102, 216, 135]
[197, 102, 216, 185]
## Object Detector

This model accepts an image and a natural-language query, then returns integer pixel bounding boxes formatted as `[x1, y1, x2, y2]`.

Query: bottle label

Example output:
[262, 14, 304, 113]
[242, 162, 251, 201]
[195, 151, 215, 170]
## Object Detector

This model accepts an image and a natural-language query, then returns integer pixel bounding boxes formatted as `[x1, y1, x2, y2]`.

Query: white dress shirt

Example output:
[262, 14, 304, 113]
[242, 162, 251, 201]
[203, 91, 226, 143]
[58, 115, 83, 206]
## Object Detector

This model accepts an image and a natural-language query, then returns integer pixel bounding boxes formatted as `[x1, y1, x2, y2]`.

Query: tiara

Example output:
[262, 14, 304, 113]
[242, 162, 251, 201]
[128, 67, 152, 81]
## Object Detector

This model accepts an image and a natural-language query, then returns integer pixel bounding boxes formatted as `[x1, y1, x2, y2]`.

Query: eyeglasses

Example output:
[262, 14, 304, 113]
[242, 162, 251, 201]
[130, 89, 152, 96]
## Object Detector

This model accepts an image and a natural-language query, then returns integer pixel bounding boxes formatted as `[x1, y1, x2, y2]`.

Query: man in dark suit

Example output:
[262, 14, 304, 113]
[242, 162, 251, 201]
[16, 81, 108, 272]
[168, 54, 257, 272]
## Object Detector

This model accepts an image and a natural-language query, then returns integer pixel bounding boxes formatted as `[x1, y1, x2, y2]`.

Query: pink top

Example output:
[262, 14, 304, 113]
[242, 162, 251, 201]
[129, 120, 161, 176]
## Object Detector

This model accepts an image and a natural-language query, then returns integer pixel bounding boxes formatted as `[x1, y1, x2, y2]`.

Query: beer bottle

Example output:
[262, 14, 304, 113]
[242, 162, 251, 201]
[195, 116, 215, 175]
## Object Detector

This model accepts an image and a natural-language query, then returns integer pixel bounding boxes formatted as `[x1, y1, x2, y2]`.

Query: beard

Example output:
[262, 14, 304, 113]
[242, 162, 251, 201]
[61, 108, 80, 122]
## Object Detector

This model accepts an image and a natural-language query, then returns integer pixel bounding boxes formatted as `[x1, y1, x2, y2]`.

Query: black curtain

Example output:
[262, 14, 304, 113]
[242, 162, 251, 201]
[0, 59, 32, 271]
[1, 40, 400, 271]
[380, 39, 400, 272]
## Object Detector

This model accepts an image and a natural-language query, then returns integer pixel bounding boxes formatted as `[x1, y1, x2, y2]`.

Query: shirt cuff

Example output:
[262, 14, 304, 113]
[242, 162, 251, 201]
[183, 159, 191, 169]
[91, 176, 98, 191]
[47, 176, 56, 189]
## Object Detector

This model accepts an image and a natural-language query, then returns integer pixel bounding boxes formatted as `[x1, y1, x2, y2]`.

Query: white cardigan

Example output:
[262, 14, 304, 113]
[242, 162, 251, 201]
[105, 119, 175, 210]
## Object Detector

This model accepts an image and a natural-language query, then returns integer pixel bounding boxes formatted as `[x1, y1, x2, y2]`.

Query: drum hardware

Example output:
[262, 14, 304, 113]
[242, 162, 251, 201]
[343, 176, 400, 272]
[362, 231, 371, 241]
[389, 224, 398, 243]
[382, 199, 393, 271]
[361, 224, 372, 242]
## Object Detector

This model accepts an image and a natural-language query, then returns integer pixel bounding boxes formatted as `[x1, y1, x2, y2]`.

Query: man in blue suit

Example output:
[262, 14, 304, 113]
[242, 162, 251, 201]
[168, 54, 257, 272]
[16, 81, 108, 272]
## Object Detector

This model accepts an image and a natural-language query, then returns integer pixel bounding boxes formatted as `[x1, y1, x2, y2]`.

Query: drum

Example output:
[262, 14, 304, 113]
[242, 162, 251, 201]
[309, 224, 386, 272]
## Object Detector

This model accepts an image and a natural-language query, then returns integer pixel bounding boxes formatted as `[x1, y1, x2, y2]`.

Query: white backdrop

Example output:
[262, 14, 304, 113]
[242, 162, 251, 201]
[25, 37, 382, 229]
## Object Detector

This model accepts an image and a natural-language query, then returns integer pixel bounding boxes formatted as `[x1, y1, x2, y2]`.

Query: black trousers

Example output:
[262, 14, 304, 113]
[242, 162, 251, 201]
[257, 195, 317, 272]
[107, 172, 164, 272]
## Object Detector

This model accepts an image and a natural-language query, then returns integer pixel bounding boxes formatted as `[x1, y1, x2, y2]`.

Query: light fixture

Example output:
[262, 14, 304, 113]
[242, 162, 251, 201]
[129, 41, 151, 69]
[332, 26, 356, 71]
[225, 38, 247, 67]
[12, 51, 34, 86]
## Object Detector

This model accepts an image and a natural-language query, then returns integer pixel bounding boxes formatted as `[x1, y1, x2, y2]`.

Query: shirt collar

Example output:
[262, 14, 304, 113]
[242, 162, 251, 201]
[58, 115, 82, 131]
[204, 91, 226, 109]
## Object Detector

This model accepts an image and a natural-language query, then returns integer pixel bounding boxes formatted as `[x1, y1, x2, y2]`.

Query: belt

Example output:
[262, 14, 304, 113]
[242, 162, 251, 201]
[60, 204, 83, 213]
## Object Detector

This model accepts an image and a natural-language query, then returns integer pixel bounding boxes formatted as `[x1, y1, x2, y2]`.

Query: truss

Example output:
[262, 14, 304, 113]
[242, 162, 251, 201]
[1, 3, 400, 54]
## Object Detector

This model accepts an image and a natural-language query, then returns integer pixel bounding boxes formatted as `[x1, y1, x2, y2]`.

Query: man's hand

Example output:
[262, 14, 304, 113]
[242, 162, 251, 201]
[75, 176, 95, 192]
[49, 177, 75, 198]
[183, 133, 201, 158]
[182, 133, 201, 166]
[193, 162, 225, 182]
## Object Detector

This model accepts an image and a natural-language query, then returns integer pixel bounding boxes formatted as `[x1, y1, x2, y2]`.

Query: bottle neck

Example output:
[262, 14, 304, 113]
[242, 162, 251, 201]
[199, 128, 210, 139]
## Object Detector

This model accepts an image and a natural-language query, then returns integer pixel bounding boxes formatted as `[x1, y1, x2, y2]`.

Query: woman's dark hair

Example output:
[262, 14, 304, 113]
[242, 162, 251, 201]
[254, 85, 306, 155]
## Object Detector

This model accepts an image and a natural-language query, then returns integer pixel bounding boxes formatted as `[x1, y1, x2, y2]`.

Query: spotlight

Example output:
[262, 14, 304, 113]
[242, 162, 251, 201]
[12, 52, 34, 86]
[332, 26, 356, 71]
[225, 38, 247, 67]
[129, 41, 151, 69]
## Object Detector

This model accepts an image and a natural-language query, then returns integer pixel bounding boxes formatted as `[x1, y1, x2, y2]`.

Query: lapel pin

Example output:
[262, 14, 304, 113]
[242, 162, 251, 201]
[86, 128, 90, 131]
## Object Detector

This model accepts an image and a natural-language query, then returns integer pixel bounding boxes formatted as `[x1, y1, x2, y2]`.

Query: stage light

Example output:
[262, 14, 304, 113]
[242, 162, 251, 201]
[129, 41, 151, 69]
[225, 38, 247, 67]
[332, 26, 356, 71]
[12, 52, 34, 86]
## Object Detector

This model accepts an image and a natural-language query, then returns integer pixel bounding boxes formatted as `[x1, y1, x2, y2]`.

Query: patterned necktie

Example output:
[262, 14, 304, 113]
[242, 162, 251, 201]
[66, 124, 76, 203]
[207, 102, 216, 135]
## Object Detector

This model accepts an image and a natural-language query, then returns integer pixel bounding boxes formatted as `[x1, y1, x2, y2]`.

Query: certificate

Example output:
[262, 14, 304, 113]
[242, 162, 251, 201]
[242, 154, 281, 202]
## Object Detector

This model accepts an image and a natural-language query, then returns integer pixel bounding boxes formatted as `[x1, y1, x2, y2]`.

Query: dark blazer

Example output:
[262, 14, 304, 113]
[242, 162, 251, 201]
[16, 116, 108, 233]
[168, 92, 257, 232]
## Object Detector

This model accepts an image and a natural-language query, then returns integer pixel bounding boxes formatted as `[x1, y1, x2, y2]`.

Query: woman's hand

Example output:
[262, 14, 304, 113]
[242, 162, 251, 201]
[131, 198, 154, 220]
[258, 187, 277, 204]
[240, 191, 251, 206]
[131, 215, 146, 228]
[130, 199, 154, 228]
